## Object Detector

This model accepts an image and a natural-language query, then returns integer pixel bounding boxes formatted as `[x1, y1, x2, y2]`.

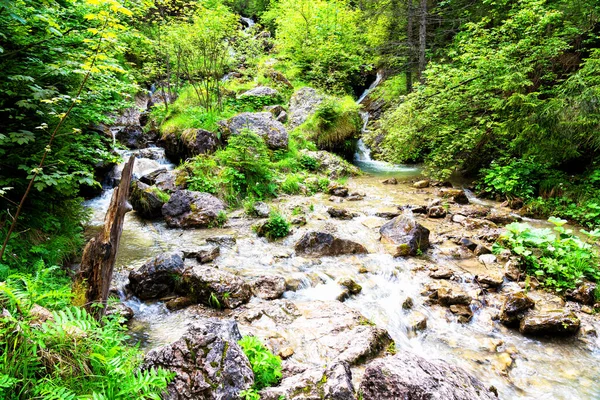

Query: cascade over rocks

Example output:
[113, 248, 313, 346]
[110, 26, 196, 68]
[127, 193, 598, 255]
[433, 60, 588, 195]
[162, 190, 226, 229]
[128, 252, 185, 300]
[379, 214, 430, 256]
[288, 87, 325, 129]
[220, 112, 289, 150]
[141, 318, 253, 400]
[359, 352, 498, 400]
[295, 231, 368, 256]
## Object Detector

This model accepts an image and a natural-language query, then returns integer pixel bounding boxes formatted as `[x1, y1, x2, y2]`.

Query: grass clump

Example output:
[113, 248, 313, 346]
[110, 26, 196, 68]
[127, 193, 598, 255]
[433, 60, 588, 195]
[494, 217, 600, 293]
[254, 212, 291, 240]
[301, 95, 361, 156]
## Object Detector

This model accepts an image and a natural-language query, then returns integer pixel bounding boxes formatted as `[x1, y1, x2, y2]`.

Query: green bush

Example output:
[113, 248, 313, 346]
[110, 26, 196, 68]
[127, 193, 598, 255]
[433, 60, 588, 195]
[238, 336, 282, 390]
[494, 217, 600, 292]
[280, 174, 302, 195]
[254, 212, 291, 240]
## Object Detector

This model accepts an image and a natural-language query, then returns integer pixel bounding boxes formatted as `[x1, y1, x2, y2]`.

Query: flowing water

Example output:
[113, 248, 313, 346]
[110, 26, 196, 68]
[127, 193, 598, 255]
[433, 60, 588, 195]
[81, 80, 600, 400]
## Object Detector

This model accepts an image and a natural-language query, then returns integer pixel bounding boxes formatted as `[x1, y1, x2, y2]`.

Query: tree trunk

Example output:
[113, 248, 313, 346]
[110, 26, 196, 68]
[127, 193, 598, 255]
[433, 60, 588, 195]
[406, 0, 414, 93]
[75, 155, 135, 319]
[417, 0, 427, 83]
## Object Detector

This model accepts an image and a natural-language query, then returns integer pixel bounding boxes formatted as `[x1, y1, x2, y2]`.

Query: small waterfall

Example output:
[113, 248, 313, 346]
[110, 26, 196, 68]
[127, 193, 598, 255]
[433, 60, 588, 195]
[241, 17, 255, 29]
[357, 70, 384, 105]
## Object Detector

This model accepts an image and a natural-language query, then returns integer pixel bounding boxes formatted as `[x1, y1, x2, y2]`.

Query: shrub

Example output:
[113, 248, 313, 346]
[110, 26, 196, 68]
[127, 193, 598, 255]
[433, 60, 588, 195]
[494, 217, 600, 292]
[238, 336, 282, 390]
[280, 174, 302, 195]
[254, 212, 291, 240]
[299, 155, 319, 171]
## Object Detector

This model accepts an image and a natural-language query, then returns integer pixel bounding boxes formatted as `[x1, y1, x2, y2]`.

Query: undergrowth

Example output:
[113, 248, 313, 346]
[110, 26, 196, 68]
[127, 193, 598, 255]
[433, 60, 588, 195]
[238, 335, 282, 399]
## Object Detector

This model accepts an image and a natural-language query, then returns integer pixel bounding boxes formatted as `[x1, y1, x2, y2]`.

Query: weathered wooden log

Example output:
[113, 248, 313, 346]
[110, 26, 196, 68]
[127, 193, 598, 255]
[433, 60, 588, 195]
[75, 155, 135, 318]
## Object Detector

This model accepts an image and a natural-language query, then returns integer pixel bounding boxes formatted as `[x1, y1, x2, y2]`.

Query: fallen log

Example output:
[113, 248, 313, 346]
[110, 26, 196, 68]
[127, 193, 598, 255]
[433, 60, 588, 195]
[75, 155, 135, 318]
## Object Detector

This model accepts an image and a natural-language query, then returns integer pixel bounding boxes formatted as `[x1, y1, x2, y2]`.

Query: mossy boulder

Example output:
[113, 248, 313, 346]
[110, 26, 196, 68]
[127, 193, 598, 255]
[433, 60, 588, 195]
[162, 190, 226, 229]
[129, 181, 169, 219]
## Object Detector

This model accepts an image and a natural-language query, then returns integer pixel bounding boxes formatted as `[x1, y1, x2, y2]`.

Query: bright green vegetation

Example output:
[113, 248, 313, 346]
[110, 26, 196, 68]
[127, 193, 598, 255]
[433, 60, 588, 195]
[238, 335, 282, 399]
[0, 262, 172, 399]
[254, 212, 291, 240]
[494, 218, 600, 292]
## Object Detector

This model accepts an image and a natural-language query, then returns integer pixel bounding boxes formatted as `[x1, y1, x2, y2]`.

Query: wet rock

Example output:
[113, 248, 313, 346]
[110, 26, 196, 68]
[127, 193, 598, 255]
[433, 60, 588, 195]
[130, 181, 167, 219]
[486, 210, 521, 225]
[104, 302, 134, 322]
[566, 282, 597, 305]
[478, 254, 497, 265]
[499, 292, 534, 326]
[239, 86, 279, 99]
[346, 193, 364, 201]
[260, 362, 354, 400]
[407, 311, 427, 332]
[140, 169, 182, 192]
[291, 216, 307, 226]
[206, 235, 236, 247]
[181, 266, 251, 309]
[327, 207, 354, 220]
[519, 311, 580, 336]
[162, 190, 226, 229]
[288, 87, 325, 129]
[440, 188, 470, 205]
[379, 215, 430, 257]
[436, 286, 472, 306]
[338, 278, 362, 295]
[128, 252, 185, 300]
[474, 245, 492, 256]
[252, 201, 270, 218]
[328, 184, 349, 197]
[460, 237, 478, 251]
[220, 112, 288, 150]
[402, 297, 414, 310]
[359, 352, 497, 400]
[427, 205, 447, 219]
[430, 268, 454, 279]
[374, 211, 400, 219]
[183, 245, 220, 264]
[450, 304, 473, 323]
[329, 196, 344, 203]
[477, 271, 504, 288]
[300, 150, 361, 179]
[413, 180, 430, 188]
[252, 275, 286, 300]
[166, 296, 194, 311]
[295, 231, 368, 257]
[337, 289, 351, 302]
[452, 214, 468, 224]
[381, 177, 398, 185]
[142, 319, 253, 400]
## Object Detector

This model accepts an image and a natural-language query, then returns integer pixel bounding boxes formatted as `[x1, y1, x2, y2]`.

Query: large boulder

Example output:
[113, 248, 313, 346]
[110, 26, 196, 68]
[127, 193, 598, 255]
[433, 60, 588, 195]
[239, 86, 280, 99]
[181, 266, 252, 309]
[260, 362, 354, 400]
[128, 252, 185, 300]
[359, 352, 497, 400]
[299, 150, 360, 179]
[252, 275, 286, 300]
[519, 311, 581, 336]
[295, 232, 368, 257]
[288, 87, 325, 129]
[566, 282, 597, 305]
[162, 190, 226, 229]
[140, 169, 183, 192]
[160, 129, 220, 163]
[379, 215, 430, 257]
[129, 181, 167, 219]
[142, 319, 253, 400]
[220, 112, 288, 150]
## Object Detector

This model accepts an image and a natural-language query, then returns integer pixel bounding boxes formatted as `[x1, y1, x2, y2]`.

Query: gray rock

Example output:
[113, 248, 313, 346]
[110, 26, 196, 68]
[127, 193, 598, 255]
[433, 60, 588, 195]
[499, 292, 535, 326]
[289, 87, 325, 129]
[252, 201, 270, 218]
[240, 86, 279, 98]
[382, 178, 398, 185]
[295, 232, 368, 257]
[252, 275, 286, 300]
[142, 319, 253, 400]
[181, 266, 252, 309]
[427, 205, 446, 218]
[160, 129, 220, 162]
[359, 352, 497, 400]
[338, 278, 362, 295]
[162, 190, 226, 229]
[300, 150, 361, 179]
[486, 210, 522, 225]
[328, 184, 349, 197]
[105, 302, 134, 322]
[129, 181, 167, 219]
[140, 169, 182, 192]
[327, 207, 353, 220]
[440, 188, 470, 205]
[183, 245, 220, 264]
[221, 112, 288, 150]
[379, 215, 430, 257]
[260, 362, 354, 400]
[128, 252, 185, 300]
[206, 235, 237, 247]
[519, 311, 581, 336]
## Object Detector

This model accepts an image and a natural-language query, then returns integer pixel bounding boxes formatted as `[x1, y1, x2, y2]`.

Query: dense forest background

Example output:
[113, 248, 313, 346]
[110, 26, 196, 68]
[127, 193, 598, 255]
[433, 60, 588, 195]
[0, 0, 599, 398]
